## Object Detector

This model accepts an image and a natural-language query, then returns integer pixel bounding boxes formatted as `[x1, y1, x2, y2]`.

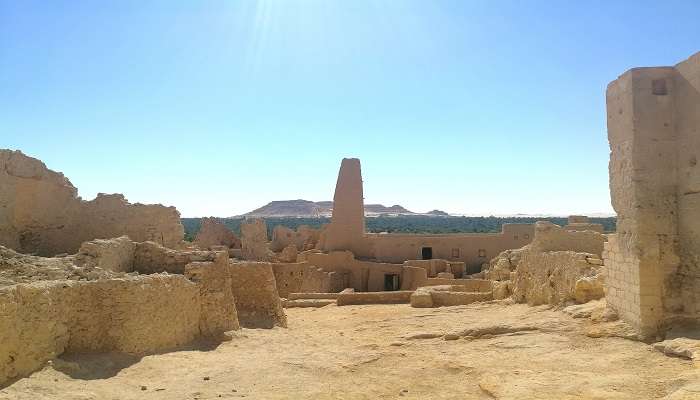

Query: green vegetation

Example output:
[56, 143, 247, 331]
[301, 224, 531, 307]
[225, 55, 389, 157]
[181, 216, 616, 241]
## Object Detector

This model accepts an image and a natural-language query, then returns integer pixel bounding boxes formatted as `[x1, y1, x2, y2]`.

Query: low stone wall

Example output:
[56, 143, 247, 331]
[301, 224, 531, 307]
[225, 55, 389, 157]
[228, 262, 287, 328]
[425, 278, 492, 291]
[0, 274, 204, 386]
[283, 299, 336, 308]
[133, 241, 219, 274]
[410, 284, 493, 308]
[336, 291, 413, 306]
[288, 292, 340, 300]
[271, 262, 334, 298]
[403, 259, 465, 278]
[530, 221, 605, 256]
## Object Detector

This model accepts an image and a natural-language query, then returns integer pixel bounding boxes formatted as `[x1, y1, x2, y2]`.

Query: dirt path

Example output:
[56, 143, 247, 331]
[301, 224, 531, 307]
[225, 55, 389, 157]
[2, 302, 698, 399]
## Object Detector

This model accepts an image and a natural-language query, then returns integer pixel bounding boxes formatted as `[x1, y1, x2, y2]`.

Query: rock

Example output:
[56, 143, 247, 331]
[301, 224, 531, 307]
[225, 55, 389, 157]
[574, 273, 605, 304]
[586, 320, 638, 340]
[562, 300, 605, 319]
[652, 338, 700, 360]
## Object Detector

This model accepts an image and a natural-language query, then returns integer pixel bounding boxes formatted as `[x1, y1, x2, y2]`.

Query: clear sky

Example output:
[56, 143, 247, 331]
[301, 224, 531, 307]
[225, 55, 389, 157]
[2, 1, 699, 217]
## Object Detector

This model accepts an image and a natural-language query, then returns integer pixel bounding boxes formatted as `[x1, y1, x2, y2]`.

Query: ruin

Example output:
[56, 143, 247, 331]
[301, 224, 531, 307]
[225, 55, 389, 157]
[319, 158, 535, 273]
[0, 150, 184, 256]
[193, 217, 241, 250]
[2, 51, 700, 398]
[605, 51, 700, 339]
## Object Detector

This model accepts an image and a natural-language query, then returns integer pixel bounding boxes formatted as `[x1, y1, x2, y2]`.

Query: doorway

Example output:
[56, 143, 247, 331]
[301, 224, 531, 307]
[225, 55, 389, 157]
[421, 247, 433, 260]
[384, 274, 400, 291]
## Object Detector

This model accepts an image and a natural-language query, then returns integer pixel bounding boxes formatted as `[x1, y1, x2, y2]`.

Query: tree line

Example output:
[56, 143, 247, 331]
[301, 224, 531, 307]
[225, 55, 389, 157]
[182, 215, 616, 241]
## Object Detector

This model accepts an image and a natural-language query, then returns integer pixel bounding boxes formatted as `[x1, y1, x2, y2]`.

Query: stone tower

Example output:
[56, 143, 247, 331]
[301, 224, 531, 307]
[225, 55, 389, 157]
[322, 158, 367, 254]
[605, 51, 700, 339]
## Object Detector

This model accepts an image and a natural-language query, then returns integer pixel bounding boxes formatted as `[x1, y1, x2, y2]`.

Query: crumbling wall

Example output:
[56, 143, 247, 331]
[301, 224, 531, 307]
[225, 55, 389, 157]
[403, 259, 465, 278]
[228, 261, 287, 328]
[0, 245, 119, 286]
[482, 248, 524, 281]
[605, 52, 700, 338]
[512, 251, 605, 306]
[0, 150, 184, 256]
[564, 215, 604, 233]
[194, 217, 241, 250]
[270, 225, 320, 252]
[410, 285, 493, 308]
[271, 262, 334, 298]
[240, 219, 271, 261]
[74, 236, 136, 273]
[0, 275, 202, 385]
[336, 291, 413, 306]
[132, 241, 219, 274]
[530, 221, 604, 255]
[185, 254, 240, 337]
[480, 221, 606, 306]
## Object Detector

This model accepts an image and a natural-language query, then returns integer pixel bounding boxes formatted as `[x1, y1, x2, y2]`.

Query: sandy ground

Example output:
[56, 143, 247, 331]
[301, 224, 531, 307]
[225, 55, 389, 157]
[2, 302, 699, 400]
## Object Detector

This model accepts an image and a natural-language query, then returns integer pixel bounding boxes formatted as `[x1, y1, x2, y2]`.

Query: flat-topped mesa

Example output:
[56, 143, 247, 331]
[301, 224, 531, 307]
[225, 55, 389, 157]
[0, 149, 184, 256]
[605, 51, 700, 339]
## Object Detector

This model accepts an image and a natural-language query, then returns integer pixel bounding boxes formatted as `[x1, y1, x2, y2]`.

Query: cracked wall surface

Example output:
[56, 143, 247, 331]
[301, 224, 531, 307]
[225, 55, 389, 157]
[0, 150, 184, 256]
[605, 51, 700, 338]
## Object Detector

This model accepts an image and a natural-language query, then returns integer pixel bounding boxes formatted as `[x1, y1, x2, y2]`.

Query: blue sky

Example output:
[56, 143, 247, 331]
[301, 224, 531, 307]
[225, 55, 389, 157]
[2, 1, 699, 217]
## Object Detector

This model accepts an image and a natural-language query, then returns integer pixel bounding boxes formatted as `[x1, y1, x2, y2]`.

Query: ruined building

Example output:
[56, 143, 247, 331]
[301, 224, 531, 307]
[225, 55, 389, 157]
[0, 150, 184, 256]
[319, 158, 535, 273]
[605, 51, 700, 338]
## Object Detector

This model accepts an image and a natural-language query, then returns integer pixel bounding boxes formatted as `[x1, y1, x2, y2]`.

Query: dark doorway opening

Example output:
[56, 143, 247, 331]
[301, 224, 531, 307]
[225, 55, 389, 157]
[384, 274, 400, 291]
[421, 247, 433, 260]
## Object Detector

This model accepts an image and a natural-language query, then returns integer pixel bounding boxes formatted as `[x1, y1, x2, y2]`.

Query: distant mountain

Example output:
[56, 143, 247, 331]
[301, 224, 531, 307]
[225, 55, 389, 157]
[242, 200, 326, 217]
[426, 209, 449, 216]
[239, 199, 417, 217]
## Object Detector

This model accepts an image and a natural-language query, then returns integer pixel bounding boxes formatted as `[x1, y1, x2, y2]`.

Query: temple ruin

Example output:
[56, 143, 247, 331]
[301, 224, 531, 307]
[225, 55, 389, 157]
[2, 51, 700, 399]
[605, 51, 700, 339]
[319, 158, 535, 274]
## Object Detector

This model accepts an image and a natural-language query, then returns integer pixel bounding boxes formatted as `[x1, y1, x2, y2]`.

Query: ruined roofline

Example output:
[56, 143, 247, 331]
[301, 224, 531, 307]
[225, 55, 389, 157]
[0, 148, 180, 210]
[606, 51, 700, 91]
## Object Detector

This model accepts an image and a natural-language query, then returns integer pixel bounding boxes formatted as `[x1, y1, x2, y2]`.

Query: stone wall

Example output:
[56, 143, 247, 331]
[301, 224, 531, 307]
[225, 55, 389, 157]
[270, 225, 320, 252]
[300, 250, 427, 292]
[529, 221, 604, 255]
[193, 217, 241, 250]
[605, 51, 700, 338]
[185, 254, 240, 337]
[0, 275, 203, 385]
[270, 262, 334, 298]
[512, 251, 604, 306]
[0, 150, 184, 256]
[228, 261, 287, 328]
[240, 219, 271, 261]
[336, 291, 413, 306]
[410, 285, 493, 308]
[564, 216, 604, 233]
[132, 241, 219, 274]
[479, 221, 606, 306]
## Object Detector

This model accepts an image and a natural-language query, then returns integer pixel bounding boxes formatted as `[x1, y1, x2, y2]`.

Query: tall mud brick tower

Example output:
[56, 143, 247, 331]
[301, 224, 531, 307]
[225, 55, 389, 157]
[322, 158, 367, 255]
[605, 52, 700, 339]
